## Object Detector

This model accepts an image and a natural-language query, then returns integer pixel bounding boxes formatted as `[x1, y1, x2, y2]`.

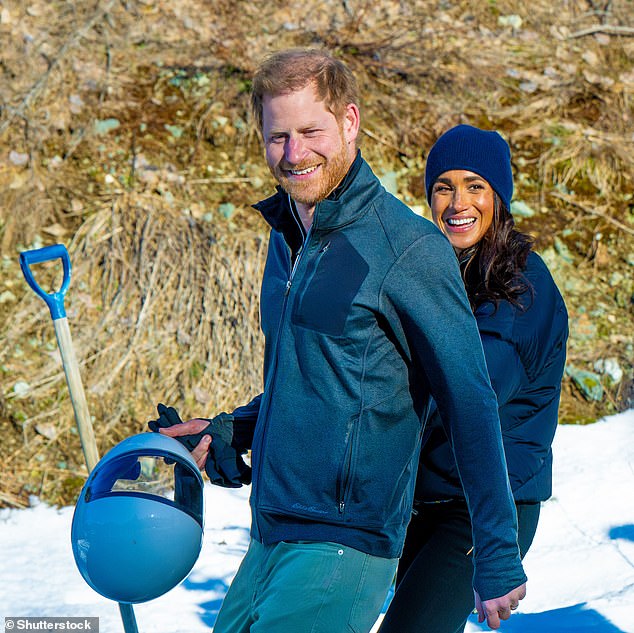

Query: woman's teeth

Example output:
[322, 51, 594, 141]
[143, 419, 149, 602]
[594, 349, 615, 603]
[447, 217, 476, 226]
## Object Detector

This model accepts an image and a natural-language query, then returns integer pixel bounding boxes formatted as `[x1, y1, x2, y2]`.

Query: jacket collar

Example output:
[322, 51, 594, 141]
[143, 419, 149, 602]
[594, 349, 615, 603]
[254, 151, 381, 246]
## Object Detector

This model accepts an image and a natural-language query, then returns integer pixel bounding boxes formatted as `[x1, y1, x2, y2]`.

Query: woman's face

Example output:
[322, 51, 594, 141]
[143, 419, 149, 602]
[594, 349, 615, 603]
[430, 170, 496, 254]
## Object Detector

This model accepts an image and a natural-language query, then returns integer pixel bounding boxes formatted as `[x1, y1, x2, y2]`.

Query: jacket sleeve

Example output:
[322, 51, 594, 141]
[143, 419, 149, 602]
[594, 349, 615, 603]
[383, 231, 526, 600]
[481, 334, 524, 406]
[229, 393, 262, 450]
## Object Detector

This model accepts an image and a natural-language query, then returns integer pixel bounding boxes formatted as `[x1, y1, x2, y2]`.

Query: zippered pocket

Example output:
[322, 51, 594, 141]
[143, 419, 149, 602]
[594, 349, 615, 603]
[336, 416, 359, 515]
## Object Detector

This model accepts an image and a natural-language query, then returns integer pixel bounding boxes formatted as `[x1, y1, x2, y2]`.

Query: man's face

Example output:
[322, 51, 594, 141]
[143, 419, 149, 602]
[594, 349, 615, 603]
[261, 83, 359, 212]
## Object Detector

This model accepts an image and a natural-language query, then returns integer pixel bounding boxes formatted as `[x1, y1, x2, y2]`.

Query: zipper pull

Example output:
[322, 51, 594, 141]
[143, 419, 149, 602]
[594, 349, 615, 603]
[284, 280, 292, 296]
[338, 501, 345, 514]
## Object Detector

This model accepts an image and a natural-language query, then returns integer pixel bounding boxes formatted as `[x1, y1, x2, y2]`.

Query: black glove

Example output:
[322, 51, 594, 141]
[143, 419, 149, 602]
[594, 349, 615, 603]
[149, 403, 207, 453]
[148, 403, 251, 488]
[202, 413, 252, 488]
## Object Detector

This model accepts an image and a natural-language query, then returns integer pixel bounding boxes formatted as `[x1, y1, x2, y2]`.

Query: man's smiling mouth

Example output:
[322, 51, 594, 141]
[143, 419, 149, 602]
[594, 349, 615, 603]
[287, 166, 319, 176]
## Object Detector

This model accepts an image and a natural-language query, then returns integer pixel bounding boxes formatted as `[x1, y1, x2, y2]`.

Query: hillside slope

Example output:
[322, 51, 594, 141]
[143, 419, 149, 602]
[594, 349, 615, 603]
[0, 0, 632, 506]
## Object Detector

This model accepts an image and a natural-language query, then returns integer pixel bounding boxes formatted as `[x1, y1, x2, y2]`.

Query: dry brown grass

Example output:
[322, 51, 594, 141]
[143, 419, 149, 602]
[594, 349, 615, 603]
[2, 198, 265, 505]
[0, 0, 632, 506]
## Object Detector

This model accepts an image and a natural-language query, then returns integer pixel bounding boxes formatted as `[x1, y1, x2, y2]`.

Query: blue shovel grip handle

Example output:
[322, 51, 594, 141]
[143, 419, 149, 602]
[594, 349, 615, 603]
[19, 244, 72, 320]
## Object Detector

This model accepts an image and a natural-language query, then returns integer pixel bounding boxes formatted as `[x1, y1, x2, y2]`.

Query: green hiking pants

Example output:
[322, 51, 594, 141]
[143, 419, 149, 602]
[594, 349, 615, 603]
[213, 539, 398, 633]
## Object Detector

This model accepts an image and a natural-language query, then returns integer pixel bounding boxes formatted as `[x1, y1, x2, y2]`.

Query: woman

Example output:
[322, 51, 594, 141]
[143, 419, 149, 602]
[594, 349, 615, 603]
[379, 125, 568, 633]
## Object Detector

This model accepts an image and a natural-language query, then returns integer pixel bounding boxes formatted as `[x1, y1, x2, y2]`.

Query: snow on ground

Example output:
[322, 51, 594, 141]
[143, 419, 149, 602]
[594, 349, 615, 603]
[1, 409, 633, 632]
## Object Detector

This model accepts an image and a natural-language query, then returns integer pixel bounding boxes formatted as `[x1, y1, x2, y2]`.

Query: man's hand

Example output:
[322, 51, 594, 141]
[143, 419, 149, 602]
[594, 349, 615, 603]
[475, 583, 526, 630]
[158, 418, 212, 470]
[149, 403, 251, 487]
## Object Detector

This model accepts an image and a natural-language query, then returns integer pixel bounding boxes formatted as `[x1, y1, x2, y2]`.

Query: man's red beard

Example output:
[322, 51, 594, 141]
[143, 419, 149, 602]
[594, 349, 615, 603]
[271, 136, 351, 207]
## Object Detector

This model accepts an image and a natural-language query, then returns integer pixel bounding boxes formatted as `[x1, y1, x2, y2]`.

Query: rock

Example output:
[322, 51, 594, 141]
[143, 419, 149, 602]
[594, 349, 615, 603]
[219, 202, 235, 219]
[510, 200, 536, 218]
[498, 14, 523, 30]
[609, 272, 624, 287]
[165, 124, 184, 138]
[69, 94, 84, 114]
[554, 236, 575, 264]
[35, 423, 58, 441]
[94, 118, 121, 135]
[594, 358, 623, 385]
[566, 365, 604, 401]
[0, 291, 16, 304]
[9, 151, 29, 166]
[13, 381, 30, 397]
[519, 81, 538, 93]
[582, 51, 599, 66]
[568, 312, 597, 343]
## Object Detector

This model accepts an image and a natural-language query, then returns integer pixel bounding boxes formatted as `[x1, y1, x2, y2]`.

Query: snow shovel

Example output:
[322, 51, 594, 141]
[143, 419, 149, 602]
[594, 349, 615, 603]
[20, 243, 139, 633]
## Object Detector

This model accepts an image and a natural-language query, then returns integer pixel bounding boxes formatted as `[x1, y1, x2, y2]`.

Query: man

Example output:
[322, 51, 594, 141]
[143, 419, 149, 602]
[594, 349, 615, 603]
[156, 48, 526, 633]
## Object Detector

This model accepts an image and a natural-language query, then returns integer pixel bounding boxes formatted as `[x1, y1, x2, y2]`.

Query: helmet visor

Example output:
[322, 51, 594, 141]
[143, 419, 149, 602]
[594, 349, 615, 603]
[85, 452, 203, 527]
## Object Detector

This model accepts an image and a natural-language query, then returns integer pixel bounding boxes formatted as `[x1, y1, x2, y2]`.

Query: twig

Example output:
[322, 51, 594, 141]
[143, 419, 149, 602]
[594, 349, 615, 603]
[568, 24, 634, 38]
[63, 127, 87, 161]
[188, 177, 259, 184]
[99, 39, 113, 107]
[551, 192, 634, 236]
[3, 340, 120, 400]
[0, 0, 118, 137]
[127, 125, 139, 189]
[0, 491, 29, 508]
[362, 127, 411, 156]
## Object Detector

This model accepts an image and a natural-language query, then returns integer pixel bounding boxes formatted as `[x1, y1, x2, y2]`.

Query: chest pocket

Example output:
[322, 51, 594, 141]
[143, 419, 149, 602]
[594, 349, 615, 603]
[292, 233, 369, 337]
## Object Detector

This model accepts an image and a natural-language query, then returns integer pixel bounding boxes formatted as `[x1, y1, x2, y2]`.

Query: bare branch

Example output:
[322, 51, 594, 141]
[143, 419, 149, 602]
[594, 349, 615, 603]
[551, 192, 634, 236]
[568, 24, 634, 38]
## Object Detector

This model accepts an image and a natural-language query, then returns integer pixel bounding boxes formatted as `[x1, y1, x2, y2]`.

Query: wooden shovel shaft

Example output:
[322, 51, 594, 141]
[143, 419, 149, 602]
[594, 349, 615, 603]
[21, 244, 137, 633]
[53, 316, 99, 472]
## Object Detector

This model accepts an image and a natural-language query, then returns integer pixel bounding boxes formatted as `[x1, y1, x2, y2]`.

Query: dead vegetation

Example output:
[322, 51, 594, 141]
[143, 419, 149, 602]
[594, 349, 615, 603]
[0, 0, 632, 506]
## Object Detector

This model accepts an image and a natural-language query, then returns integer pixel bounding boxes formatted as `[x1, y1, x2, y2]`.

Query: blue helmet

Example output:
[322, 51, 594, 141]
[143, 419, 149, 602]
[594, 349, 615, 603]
[71, 432, 204, 603]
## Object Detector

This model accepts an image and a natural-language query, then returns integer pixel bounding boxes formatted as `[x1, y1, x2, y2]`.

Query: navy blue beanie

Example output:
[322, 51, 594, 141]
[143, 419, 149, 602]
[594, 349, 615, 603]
[424, 124, 513, 211]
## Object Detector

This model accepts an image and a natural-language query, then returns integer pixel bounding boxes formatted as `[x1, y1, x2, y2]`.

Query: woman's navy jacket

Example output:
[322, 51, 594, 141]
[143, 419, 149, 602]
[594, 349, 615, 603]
[416, 251, 569, 504]
[230, 153, 526, 601]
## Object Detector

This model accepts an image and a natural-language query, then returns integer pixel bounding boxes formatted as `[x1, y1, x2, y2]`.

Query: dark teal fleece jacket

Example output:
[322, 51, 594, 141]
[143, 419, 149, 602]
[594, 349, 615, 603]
[232, 153, 526, 600]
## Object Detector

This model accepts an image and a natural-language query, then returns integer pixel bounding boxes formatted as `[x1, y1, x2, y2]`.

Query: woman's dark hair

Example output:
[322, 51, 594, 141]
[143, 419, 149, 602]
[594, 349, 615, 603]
[459, 194, 534, 311]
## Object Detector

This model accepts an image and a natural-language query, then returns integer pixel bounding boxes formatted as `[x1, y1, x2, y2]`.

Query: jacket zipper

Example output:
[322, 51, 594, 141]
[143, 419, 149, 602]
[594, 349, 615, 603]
[285, 238, 308, 295]
[253, 199, 314, 533]
[337, 417, 357, 514]
[285, 200, 311, 296]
